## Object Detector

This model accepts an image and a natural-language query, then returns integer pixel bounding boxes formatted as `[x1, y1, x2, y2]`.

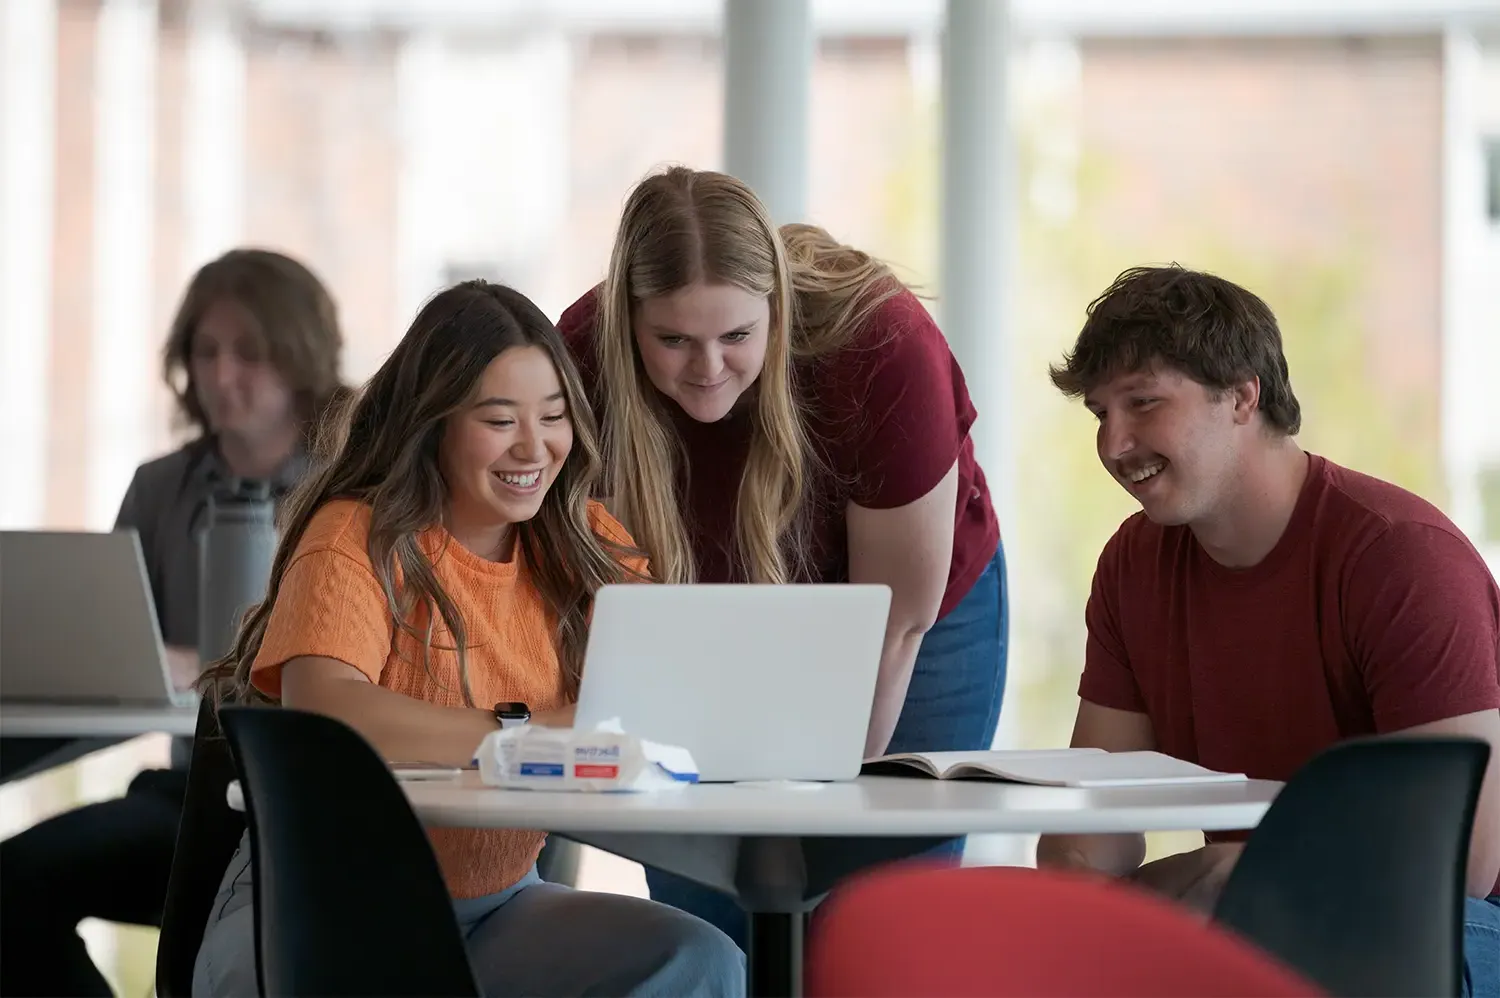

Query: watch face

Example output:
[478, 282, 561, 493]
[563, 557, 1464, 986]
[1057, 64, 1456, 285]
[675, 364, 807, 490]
[494, 701, 530, 719]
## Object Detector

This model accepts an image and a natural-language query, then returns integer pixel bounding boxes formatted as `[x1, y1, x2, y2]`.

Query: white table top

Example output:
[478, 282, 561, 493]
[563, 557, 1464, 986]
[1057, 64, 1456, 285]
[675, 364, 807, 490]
[0, 702, 199, 738]
[229, 771, 1281, 836]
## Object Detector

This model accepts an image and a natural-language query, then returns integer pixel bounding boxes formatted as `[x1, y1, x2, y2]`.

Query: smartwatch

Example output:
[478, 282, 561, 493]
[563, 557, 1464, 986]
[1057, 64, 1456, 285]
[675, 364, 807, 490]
[493, 701, 531, 729]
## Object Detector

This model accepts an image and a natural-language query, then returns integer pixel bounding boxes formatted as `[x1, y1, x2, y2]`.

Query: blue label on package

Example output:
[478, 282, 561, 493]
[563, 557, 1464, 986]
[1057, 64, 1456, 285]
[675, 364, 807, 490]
[519, 762, 565, 778]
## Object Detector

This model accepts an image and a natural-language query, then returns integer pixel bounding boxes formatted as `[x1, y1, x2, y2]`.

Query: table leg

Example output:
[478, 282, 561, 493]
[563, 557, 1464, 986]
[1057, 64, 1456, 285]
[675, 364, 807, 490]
[747, 910, 804, 998]
[563, 832, 948, 997]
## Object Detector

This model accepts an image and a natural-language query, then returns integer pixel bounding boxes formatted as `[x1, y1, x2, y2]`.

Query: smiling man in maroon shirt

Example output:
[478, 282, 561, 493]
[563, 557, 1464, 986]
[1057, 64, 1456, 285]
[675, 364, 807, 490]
[1036, 265, 1500, 997]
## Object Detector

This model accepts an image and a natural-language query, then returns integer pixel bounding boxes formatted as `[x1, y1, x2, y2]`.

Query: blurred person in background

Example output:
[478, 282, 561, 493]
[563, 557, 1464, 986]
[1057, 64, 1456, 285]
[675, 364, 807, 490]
[0, 248, 348, 998]
[557, 165, 1007, 948]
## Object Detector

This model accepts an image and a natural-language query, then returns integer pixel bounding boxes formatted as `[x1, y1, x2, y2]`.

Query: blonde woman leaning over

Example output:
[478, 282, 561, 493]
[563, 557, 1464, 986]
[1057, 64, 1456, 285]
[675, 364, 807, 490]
[193, 281, 744, 998]
[557, 166, 1007, 947]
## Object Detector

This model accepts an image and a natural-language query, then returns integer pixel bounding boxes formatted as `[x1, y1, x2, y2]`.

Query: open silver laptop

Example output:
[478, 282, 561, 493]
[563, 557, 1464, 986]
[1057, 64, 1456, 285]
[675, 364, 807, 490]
[574, 584, 891, 782]
[0, 530, 196, 707]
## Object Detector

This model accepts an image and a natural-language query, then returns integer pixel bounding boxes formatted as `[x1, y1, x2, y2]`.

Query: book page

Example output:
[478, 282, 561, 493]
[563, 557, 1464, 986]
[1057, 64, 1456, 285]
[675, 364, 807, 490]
[867, 748, 1104, 777]
[966, 750, 1246, 787]
[866, 749, 1245, 786]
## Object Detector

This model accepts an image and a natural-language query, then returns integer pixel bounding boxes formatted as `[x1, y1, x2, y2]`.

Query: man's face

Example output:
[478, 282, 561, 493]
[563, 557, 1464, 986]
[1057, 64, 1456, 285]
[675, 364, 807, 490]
[1084, 366, 1256, 527]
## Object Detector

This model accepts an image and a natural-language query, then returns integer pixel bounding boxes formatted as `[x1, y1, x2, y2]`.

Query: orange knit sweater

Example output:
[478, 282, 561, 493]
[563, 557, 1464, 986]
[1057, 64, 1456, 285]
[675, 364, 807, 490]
[251, 498, 643, 898]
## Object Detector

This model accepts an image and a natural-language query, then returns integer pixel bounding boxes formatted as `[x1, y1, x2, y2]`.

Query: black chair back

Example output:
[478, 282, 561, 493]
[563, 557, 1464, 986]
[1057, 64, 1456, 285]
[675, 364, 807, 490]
[156, 698, 246, 998]
[218, 705, 479, 997]
[1213, 736, 1490, 997]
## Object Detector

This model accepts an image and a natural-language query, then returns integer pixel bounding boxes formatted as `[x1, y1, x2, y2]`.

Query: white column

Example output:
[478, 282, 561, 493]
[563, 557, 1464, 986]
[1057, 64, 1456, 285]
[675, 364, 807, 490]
[722, 0, 811, 225]
[942, 0, 1016, 760]
[941, 0, 1014, 534]
[395, 26, 572, 339]
[183, 0, 245, 270]
[1439, 26, 1500, 571]
[394, 29, 449, 353]
[90, 0, 157, 528]
[0, 0, 58, 529]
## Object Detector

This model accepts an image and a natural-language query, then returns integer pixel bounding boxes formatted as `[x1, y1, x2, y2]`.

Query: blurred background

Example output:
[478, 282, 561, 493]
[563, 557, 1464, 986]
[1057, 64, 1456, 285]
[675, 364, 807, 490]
[3, 0, 1499, 992]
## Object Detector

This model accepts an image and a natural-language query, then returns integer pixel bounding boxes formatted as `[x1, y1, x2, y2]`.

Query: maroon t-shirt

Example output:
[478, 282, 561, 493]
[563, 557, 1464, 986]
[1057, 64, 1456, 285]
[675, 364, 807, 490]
[1082, 454, 1500, 890]
[556, 286, 1000, 618]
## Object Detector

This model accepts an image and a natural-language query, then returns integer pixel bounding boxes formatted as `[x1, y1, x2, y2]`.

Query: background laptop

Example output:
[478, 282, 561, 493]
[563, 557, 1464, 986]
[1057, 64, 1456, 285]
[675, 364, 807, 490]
[574, 583, 891, 782]
[0, 530, 195, 708]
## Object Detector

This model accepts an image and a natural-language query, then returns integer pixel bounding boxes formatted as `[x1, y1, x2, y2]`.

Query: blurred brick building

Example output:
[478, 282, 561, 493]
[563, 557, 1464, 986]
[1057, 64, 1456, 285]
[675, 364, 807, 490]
[5, 0, 1495, 543]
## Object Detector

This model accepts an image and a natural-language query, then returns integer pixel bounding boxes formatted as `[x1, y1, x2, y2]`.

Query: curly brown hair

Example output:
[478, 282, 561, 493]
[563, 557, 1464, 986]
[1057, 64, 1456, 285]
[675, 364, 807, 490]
[1050, 265, 1301, 435]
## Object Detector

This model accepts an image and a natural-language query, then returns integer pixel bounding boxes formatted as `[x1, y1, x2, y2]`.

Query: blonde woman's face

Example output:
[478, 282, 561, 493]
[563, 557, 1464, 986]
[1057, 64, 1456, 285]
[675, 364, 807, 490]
[438, 345, 573, 559]
[633, 281, 769, 423]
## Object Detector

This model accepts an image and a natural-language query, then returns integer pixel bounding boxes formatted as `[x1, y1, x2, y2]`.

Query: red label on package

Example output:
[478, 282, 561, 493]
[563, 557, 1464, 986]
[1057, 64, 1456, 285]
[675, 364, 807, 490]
[574, 764, 620, 779]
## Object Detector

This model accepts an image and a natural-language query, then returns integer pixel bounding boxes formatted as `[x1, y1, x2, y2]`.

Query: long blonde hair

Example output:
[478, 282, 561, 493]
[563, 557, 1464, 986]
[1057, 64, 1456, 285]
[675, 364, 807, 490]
[203, 281, 641, 706]
[595, 166, 901, 585]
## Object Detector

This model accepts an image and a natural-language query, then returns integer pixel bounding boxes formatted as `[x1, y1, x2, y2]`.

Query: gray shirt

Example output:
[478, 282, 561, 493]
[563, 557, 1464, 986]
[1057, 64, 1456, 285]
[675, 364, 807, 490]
[115, 439, 308, 767]
[114, 440, 308, 649]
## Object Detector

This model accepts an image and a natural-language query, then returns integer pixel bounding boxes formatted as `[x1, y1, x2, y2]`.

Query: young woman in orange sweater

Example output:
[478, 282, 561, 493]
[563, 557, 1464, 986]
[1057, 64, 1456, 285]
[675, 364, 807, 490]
[194, 280, 743, 997]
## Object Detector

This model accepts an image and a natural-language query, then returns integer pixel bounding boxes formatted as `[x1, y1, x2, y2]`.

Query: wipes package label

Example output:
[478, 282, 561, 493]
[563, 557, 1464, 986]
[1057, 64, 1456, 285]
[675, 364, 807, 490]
[474, 719, 698, 792]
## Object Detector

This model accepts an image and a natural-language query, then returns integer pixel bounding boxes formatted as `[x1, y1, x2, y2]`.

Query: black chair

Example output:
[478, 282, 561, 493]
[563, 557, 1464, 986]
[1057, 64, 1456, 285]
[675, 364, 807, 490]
[218, 705, 479, 997]
[156, 698, 246, 998]
[536, 836, 582, 886]
[1212, 736, 1490, 998]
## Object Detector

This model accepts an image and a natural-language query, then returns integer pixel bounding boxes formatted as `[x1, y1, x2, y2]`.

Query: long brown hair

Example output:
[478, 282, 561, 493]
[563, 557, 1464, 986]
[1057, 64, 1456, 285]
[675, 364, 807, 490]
[162, 248, 348, 442]
[595, 166, 901, 585]
[204, 280, 641, 706]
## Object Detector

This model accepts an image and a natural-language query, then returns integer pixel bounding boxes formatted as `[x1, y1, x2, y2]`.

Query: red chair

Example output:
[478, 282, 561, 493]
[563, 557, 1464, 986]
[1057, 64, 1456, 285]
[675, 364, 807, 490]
[806, 864, 1324, 997]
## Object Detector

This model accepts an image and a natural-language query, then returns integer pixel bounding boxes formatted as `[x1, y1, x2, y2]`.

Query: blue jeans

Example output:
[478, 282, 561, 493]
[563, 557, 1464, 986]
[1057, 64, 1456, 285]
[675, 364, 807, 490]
[1466, 894, 1500, 998]
[196, 835, 744, 997]
[454, 868, 743, 996]
[644, 543, 1009, 950]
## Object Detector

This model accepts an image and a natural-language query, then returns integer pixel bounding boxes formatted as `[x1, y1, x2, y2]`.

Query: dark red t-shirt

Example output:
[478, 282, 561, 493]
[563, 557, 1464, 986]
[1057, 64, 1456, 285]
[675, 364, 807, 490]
[556, 286, 1000, 617]
[1081, 454, 1500, 890]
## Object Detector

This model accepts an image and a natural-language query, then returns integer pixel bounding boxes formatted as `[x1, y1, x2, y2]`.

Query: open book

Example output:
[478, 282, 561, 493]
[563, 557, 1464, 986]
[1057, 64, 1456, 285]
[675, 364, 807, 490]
[862, 748, 1247, 788]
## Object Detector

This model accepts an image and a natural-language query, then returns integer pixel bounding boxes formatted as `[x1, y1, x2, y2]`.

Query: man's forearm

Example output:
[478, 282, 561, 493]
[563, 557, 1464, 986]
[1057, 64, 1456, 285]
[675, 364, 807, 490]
[1036, 832, 1147, 877]
[1127, 851, 1210, 896]
[1128, 843, 1245, 913]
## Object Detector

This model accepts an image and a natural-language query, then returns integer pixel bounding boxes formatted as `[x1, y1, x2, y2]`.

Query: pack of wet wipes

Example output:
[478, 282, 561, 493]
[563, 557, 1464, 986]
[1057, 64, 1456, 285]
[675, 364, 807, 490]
[474, 718, 699, 792]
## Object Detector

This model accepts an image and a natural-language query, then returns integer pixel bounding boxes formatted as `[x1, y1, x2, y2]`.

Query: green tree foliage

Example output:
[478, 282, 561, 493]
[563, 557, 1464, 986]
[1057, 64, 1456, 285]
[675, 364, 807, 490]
[875, 88, 1440, 752]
